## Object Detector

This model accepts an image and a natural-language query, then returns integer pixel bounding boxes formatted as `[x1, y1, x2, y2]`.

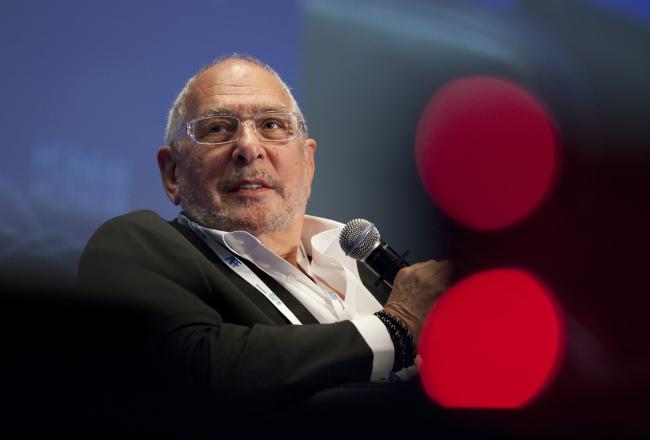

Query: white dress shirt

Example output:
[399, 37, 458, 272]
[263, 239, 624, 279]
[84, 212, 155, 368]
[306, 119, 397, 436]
[179, 213, 397, 381]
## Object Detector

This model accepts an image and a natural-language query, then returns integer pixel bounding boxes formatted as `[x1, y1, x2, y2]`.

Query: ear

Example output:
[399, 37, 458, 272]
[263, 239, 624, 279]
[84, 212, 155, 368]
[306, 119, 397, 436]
[157, 145, 182, 205]
[304, 138, 317, 184]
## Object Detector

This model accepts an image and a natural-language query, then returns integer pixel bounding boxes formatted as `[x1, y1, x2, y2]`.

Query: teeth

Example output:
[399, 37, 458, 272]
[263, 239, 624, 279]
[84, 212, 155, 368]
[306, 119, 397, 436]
[239, 184, 262, 190]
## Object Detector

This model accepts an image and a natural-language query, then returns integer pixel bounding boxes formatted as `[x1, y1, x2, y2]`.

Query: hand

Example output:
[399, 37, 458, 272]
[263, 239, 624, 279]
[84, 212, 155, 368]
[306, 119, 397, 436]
[383, 260, 452, 343]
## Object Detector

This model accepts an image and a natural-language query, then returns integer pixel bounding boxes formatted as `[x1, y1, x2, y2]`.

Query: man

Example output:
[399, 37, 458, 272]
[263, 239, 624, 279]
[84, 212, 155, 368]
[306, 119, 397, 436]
[78, 55, 450, 416]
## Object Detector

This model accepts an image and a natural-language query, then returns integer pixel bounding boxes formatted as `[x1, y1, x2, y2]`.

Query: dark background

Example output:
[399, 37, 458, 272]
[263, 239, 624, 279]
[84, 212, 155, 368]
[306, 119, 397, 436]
[1, 0, 649, 436]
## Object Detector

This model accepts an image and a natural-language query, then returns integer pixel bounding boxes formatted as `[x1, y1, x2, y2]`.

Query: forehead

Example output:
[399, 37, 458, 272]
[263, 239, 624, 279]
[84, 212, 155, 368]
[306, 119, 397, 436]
[186, 61, 292, 118]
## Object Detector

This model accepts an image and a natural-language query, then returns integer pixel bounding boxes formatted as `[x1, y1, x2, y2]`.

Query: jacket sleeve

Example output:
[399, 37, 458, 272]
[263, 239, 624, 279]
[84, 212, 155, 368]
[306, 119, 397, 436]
[78, 211, 374, 408]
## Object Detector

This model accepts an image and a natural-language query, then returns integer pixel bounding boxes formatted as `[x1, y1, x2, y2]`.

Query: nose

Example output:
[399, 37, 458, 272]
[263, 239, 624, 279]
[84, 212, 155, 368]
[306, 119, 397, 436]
[231, 119, 265, 165]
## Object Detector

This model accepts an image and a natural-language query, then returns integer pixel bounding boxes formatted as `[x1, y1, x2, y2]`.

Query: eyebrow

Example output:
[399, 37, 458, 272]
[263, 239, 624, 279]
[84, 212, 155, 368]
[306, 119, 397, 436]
[197, 105, 291, 118]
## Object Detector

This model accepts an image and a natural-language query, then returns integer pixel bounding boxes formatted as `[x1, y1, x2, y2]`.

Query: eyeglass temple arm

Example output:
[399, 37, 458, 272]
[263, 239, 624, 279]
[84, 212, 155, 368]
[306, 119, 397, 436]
[168, 123, 192, 145]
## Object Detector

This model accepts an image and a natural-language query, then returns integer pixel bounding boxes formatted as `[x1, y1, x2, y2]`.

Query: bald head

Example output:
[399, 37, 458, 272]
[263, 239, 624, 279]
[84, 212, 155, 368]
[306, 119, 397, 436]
[165, 55, 303, 152]
[156, 55, 317, 243]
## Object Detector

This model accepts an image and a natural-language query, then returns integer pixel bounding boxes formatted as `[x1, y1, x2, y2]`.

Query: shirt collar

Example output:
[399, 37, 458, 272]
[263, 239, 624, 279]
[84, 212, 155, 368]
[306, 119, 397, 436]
[179, 212, 344, 263]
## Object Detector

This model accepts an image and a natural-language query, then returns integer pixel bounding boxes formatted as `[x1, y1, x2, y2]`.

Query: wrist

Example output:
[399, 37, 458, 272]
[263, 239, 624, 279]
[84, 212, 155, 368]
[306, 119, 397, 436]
[382, 303, 421, 341]
[374, 310, 416, 372]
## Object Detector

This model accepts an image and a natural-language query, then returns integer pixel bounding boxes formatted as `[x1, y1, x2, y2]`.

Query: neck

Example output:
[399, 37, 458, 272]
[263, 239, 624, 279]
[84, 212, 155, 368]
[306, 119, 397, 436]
[256, 216, 304, 269]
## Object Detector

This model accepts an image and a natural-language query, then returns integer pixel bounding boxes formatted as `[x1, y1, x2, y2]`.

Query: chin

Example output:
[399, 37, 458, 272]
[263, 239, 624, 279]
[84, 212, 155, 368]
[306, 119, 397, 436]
[182, 190, 305, 234]
[230, 210, 291, 235]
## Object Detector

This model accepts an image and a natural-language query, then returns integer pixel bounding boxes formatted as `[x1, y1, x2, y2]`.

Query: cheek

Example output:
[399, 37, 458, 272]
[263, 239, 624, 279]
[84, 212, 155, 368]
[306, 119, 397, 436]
[278, 155, 309, 187]
[184, 150, 229, 187]
[280, 146, 308, 171]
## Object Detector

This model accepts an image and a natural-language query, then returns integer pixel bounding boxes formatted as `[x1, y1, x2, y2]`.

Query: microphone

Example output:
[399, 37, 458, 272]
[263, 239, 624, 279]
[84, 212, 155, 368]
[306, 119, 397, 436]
[339, 219, 409, 287]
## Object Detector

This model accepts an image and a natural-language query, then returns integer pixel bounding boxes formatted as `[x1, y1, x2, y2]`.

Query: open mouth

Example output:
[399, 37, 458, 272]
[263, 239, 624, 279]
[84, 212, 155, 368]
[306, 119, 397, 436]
[227, 180, 274, 194]
[237, 183, 264, 190]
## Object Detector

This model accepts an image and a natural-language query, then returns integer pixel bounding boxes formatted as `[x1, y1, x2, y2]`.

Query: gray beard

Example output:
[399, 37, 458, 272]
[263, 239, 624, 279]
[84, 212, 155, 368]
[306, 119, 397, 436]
[177, 169, 309, 236]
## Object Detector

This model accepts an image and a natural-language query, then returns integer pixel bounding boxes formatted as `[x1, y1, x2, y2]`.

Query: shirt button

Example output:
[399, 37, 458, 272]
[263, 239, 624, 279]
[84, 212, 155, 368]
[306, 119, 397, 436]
[286, 274, 296, 283]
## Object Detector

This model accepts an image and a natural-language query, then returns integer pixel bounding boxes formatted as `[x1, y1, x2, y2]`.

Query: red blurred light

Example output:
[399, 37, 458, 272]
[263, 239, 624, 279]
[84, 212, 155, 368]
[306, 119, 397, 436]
[415, 76, 561, 231]
[418, 269, 566, 409]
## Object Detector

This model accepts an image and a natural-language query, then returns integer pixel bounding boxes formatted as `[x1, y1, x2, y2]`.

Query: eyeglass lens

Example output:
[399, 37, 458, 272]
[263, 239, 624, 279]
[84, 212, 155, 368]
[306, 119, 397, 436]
[192, 113, 300, 144]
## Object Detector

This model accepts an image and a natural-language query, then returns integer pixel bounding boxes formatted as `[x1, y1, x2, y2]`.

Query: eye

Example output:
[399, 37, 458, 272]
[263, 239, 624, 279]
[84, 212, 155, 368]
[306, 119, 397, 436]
[261, 119, 285, 130]
[207, 122, 229, 133]
[193, 116, 238, 143]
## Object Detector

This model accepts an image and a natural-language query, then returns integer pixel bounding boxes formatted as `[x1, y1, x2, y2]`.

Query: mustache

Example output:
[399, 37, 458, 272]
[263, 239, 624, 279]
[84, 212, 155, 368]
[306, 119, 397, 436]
[217, 170, 285, 195]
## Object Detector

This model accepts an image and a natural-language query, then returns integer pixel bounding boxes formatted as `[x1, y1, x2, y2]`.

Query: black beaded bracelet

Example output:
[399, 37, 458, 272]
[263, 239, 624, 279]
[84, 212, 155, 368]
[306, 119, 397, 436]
[374, 310, 416, 372]
[376, 315, 403, 371]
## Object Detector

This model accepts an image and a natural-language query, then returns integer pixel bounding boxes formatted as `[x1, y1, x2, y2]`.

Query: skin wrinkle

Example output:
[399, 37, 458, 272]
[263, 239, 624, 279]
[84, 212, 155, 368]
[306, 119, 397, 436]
[161, 59, 316, 252]
[158, 56, 451, 345]
[165, 55, 304, 151]
[177, 147, 310, 236]
[195, 105, 291, 118]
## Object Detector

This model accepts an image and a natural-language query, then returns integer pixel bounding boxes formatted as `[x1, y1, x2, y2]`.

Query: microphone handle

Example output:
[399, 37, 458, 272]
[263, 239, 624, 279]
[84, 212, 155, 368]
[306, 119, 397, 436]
[364, 241, 410, 287]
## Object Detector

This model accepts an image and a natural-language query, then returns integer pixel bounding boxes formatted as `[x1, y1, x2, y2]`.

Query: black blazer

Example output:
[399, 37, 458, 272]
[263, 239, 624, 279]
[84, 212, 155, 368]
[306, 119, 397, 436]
[78, 210, 387, 410]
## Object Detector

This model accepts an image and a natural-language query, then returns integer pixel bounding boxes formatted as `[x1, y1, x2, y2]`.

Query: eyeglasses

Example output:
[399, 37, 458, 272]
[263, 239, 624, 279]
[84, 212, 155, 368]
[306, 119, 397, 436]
[171, 111, 306, 146]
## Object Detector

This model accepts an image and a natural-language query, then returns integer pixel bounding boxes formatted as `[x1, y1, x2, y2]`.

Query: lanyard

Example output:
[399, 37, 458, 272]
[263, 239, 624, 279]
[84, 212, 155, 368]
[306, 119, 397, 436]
[327, 290, 347, 319]
[178, 214, 302, 325]
[296, 239, 348, 320]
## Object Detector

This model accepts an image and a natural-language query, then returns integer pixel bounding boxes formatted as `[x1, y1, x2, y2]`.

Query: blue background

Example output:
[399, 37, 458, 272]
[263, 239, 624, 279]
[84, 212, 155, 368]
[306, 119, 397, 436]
[1, 0, 647, 275]
[1, 1, 649, 429]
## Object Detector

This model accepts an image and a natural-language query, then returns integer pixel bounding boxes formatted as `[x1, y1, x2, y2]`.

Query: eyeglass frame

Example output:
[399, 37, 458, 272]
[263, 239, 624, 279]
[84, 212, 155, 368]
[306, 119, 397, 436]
[169, 111, 308, 146]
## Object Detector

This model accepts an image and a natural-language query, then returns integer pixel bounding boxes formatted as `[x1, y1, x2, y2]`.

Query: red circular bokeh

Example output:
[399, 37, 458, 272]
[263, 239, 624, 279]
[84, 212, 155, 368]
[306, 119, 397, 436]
[418, 268, 566, 408]
[415, 76, 561, 231]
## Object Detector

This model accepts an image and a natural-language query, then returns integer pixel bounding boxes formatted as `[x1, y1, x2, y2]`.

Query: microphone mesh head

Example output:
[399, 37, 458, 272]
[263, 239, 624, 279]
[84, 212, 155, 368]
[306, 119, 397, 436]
[339, 218, 381, 261]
